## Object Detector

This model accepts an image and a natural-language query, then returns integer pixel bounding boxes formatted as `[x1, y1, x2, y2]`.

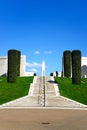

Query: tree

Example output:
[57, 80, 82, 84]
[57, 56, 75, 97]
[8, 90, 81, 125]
[63, 50, 71, 77]
[7, 49, 21, 83]
[16, 50, 21, 76]
[72, 50, 81, 84]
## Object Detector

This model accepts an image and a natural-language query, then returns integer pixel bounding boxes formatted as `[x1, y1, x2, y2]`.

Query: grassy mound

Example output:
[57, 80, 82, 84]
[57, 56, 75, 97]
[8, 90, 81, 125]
[55, 77, 87, 105]
[0, 76, 33, 105]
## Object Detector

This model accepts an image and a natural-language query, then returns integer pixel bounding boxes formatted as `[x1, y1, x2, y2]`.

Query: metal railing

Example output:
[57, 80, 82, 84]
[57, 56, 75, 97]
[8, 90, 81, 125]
[38, 76, 45, 107]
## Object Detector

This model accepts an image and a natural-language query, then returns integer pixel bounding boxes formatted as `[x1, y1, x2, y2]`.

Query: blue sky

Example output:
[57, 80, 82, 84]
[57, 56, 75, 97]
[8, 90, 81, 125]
[0, 0, 87, 75]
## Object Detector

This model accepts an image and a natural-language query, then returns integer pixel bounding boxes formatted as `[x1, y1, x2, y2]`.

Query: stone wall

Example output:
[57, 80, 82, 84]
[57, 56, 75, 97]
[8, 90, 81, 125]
[81, 57, 87, 78]
[0, 56, 7, 76]
[20, 55, 26, 76]
[0, 55, 26, 77]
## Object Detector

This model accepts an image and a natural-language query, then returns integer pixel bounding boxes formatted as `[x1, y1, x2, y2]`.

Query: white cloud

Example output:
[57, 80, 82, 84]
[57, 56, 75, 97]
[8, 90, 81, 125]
[26, 62, 42, 68]
[26, 62, 42, 75]
[28, 68, 38, 73]
[34, 51, 40, 55]
[44, 51, 53, 54]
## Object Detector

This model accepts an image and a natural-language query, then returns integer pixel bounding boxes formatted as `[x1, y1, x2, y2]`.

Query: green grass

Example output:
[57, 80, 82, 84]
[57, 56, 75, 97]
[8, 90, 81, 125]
[55, 77, 87, 105]
[0, 76, 33, 105]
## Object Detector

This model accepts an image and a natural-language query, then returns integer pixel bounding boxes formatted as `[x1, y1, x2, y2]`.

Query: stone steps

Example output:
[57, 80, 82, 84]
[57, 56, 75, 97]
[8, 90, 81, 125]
[1, 76, 87, 108]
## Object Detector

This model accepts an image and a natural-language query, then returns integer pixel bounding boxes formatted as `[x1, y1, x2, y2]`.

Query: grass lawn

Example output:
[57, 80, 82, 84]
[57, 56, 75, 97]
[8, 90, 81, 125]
[55, 77, 87, 105]
[0, 76, 33, 105]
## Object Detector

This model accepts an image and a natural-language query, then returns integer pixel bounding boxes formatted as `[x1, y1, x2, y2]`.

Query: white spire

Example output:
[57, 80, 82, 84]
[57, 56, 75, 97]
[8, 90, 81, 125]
[42, 60, 45, 76]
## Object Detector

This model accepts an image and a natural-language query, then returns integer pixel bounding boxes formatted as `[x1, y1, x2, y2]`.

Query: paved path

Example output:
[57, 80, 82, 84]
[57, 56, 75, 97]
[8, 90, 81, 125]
[0, 77, 87, 130]
[0, 108, 87, 130]
[0, 76, 87, 108]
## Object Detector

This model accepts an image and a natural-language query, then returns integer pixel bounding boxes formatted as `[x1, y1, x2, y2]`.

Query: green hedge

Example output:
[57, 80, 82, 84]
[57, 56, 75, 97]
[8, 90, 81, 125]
[7, 49, 21, 83]
[72, 50, 81, 84]
[63, 50, 71, 77]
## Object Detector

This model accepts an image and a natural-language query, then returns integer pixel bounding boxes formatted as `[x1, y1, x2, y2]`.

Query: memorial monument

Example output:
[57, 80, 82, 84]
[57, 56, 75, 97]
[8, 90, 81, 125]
[42, 60, 45, 76]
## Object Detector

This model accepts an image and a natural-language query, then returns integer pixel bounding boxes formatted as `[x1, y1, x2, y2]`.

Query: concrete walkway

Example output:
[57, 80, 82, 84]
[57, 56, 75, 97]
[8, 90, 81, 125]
[0, 76, 87, 108]
[1, 109, 87, 130]
[1, 77, 87, 130]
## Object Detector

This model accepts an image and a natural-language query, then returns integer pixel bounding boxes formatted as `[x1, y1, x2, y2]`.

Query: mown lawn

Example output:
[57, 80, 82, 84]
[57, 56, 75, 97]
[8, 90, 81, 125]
[55, 77, 87, 105]
[0, 76, 33, 105]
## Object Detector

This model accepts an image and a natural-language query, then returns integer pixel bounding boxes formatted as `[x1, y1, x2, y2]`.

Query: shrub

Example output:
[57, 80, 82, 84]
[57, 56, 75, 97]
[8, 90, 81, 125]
[34, 73, 37, 76]
[50, 73, 53, 76]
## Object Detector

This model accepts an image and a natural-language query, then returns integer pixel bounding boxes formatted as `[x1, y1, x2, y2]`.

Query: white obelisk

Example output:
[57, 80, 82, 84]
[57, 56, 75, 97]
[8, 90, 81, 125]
[42, 61, 45, 76]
